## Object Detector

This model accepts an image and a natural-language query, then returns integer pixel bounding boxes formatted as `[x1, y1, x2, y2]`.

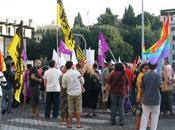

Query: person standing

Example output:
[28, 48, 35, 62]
[30, 59, 42, 117]
[139, 63, 162, 130]
[2, 64, 15, 114]
[62, 61, 84, 128]
[44, 60, 62, 119]
[107, 63, 129, 125]
[161, 59, 174, 117]
[59, 65, 68, 125]
[100, 63, 110, 112]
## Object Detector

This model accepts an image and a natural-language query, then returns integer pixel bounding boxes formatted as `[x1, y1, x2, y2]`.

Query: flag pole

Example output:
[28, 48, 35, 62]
[109, 49, 116, 63]
[141, 0, 144, 59]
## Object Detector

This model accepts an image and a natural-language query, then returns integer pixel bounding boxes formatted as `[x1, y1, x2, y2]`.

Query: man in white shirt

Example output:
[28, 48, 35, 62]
[62, 61, 84, 128]
[44, 60, 62, 119]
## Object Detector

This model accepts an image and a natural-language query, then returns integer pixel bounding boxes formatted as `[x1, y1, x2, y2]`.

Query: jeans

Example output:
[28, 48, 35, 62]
[140, 104, 160, 130]
[110, 94, 125, 124]
[2, 88, 14, 112]
[45, 92, 60, 118]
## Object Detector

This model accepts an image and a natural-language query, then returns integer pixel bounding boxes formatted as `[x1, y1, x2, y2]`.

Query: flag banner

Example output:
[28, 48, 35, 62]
[0, 50, 6, 72]
[76, 45, 86, 63]
[7, 21, 24, 102]
[98, 32, 109, 66]
[57, 0, 75, 51]
[59, 40, 72, 55]
[142, 16, 170, 64]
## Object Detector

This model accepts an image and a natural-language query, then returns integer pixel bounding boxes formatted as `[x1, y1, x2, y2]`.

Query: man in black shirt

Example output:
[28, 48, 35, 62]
[30, 59, 42, 117]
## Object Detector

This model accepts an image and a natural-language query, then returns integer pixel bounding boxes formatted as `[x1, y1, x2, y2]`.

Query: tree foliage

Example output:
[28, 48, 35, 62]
[97, 8, 118, 26]
[73, 12, 84, 27]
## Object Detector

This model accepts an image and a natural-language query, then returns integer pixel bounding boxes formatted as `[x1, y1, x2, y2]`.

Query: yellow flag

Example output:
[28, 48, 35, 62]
[76, 46, 86, 63]
[7, 21, 24, 102]
[57, 0, 75, 51]
[7, 34, 20, 65]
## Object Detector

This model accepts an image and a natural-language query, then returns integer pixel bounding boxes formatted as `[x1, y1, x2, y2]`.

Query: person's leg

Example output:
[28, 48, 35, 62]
[45, 92, 52, 118]
[139, 105, 151, 130]
[7, 88, 14, 113]
[75, 95, 82, 127]
[52, 92, 60, 118]
[168, 90, 174, 116]
[150, 105, 160, 130]
[67, 95, 74, 127]
[118, 96, 125, 125]
[110, 94, 117, 125]
[1, 89, 7, 114]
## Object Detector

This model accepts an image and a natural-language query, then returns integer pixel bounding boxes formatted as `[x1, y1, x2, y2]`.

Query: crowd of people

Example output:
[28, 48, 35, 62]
[0, 58, 175, 130]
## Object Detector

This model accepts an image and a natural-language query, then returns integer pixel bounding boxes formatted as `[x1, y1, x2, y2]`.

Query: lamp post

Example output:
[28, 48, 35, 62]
[73, 33, 87, 56]
[141, 0, 144, 59]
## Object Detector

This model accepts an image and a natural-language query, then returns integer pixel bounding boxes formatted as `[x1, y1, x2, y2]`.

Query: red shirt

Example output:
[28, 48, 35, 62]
[125, 68, 134, 89]
[108, 71, 129, 96]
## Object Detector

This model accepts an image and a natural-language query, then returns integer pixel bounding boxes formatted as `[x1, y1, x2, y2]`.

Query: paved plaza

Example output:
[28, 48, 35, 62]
[1, 103, 175, 130]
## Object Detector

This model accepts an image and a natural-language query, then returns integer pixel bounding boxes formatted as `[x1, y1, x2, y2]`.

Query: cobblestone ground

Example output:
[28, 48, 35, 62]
[0, 103, 175, 130]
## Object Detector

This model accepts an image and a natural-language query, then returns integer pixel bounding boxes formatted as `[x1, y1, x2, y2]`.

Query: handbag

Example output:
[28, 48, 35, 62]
[161, 82, 173, 92]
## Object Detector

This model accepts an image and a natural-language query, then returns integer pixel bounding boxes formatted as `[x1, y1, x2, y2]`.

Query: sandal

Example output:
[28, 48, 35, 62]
[67, 124, 72, 128]
[77, 125, 83, 128]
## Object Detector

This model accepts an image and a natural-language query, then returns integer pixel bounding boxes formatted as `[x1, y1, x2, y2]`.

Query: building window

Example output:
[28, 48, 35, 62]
[171, 16, 174, 21]
[173, 35, 175, 41]
[0, 26, 2, 34]
[172, 54, 175, 60]
[8, 27, 10, 34]
[172, 27, 175, 32]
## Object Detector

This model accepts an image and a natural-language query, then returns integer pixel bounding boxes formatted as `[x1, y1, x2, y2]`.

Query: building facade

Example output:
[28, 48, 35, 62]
[160, 9, 175, 68]
[0, 18, 33, 57]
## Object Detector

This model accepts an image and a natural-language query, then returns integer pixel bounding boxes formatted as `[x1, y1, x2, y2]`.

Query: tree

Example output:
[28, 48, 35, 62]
[97, 8, 118, 26]
[122, 4, 135, 27]
[90, 25, 133, 62]
[135, 12, 161, 30]
[73, 12, 84, 27]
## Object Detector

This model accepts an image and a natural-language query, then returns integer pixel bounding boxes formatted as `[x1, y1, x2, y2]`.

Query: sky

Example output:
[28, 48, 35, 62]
[0, 0, 174, 27]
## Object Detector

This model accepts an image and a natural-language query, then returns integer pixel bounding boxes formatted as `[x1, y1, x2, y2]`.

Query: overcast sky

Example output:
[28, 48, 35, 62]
[0, 0, 174, 27]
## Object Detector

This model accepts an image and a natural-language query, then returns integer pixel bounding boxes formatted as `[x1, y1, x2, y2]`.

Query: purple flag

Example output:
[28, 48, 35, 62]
[22, 49, 27, 63]
[98, 32, 109, 66]
[59, 40, 72, 55]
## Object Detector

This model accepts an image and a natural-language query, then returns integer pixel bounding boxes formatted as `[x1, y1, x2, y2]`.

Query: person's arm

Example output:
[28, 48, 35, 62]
[62, 75, 67, 88]
[136, 74, 142, 103]
[0, 73, 7, 87]
[31, 73, 42, 83]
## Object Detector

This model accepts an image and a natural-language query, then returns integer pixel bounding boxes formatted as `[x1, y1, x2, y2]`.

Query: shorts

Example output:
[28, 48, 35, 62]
[30, 86, 40, 107]
[68, 94, 82, 113]
[102, 86, 109, 103]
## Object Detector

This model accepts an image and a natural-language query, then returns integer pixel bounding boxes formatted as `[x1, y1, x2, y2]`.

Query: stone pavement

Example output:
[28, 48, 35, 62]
[0, 104, 175, 130]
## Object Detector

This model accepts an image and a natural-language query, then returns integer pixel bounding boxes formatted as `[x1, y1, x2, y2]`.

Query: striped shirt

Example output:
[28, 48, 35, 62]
[0, 71, 7, 96]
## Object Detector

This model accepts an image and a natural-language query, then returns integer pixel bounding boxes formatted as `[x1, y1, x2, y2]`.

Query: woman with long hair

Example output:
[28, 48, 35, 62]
[107, 63, 129, 125]
[83, 64, 100, 116]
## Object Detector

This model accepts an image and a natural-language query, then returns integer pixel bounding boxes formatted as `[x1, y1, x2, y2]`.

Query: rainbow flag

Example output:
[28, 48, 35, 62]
[142, 16, 170, 64]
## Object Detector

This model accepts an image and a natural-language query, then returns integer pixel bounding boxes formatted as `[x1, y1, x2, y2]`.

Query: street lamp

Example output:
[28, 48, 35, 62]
[73, 33, 87, 56]
[141, 0, 144, 59]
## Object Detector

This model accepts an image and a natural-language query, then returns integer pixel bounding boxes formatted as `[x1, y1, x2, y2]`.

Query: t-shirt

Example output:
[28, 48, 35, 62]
[100, 67, 109, 87]
[62, 69, 84, 96]
[142, 71, 162, 105]
[44, 68, 62, 92]
[0, 72, 7, 96]
[30, 66, 41, 87]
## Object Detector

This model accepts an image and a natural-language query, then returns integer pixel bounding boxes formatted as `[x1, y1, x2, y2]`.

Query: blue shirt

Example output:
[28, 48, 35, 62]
[142, 71, 162, 105]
